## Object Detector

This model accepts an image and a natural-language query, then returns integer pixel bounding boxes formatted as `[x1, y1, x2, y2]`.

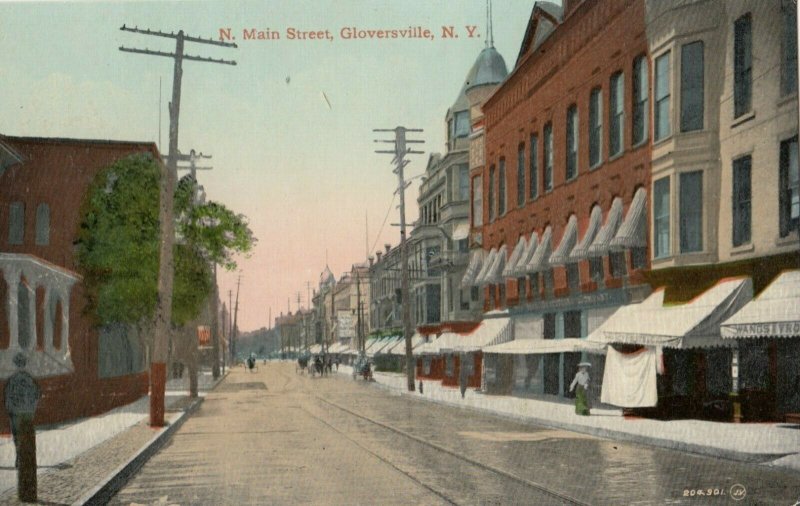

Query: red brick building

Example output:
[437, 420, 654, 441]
[0, 136, 157, 429]
[470, 0, 653, 400]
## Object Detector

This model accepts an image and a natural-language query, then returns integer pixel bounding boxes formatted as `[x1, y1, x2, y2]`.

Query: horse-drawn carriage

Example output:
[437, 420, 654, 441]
[296, 354, 310, 374]
[352, 354, 373, 381]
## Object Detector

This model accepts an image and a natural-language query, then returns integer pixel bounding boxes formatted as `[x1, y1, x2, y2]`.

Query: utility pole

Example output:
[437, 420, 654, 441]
[233, 275, 241, 363]
[120, 25, 237, 427]
[356, 268, 363, 353]
[228, 289, 234, 362]
[220, 301, 226, 375]
[374, 127, 424, 392]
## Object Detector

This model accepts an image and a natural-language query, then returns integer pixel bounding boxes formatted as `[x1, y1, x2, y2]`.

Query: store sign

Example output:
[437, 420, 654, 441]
[337, 311, 355, 338]
[197, 326, 211, 346]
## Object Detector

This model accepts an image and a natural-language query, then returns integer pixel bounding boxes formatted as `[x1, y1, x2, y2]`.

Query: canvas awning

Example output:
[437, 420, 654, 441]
[549, 215, 578, 266]
[461, 250, 485, 288]
[428, 332, 466, 353]
[413, 335, 443, 355]
[514, 231, 539, 276]
[502, 236, 528, 278]
[484, 337, 606, 355]
[570, 205, 603, 261]
[309, 344, 322, 354]
[452, 222, 470, 241]
[588, 197, 623, 256]
[369, 336, 403, 357]
[588, 278, 753, 349]
[473, 248, 497, 286]
[451, 317, 513, 352]
[610, 187, 647, 249]
[526, 226, 552, 273]
[482, 244, 507, 285]
[721, 270, 800, 338]
[388, 333, 428, 355]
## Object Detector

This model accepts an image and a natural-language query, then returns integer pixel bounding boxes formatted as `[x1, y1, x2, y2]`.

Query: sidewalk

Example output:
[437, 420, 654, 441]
[0, 369, 225, 505]
[337, 365, 800, 472]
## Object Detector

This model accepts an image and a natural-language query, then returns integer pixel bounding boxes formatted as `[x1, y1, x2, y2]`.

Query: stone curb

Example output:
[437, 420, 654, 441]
[371, 380, 795, 468]
[71, 397, 204, 506]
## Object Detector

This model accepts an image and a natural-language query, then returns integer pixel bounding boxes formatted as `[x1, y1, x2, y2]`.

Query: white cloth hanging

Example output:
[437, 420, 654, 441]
[601, 346, 658, 407]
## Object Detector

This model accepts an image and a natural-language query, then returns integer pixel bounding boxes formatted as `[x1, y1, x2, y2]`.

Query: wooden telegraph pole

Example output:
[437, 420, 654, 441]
[119, 25, 237, 426]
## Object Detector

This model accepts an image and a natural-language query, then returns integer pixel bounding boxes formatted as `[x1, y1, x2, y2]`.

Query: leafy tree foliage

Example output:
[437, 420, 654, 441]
[76, 154, 255, 328]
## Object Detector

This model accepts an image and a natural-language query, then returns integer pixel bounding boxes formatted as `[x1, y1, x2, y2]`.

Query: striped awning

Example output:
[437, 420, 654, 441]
[482, 245, 507, 285]
[484, 337, 606, 355]
[588, 197, 623, 256]
[514, 232, 539, 276]
[549, 215, 578, 266]
[721, 270, 800, 339]
[526, 226, 552, 273]
[611, 188, 647, 249]
[460, 250, 485, 288]
[474, 248, 497, 286]
[570, 205, 603, 261]
[502, 236, 528, 278]
[588, 278, 752, 349]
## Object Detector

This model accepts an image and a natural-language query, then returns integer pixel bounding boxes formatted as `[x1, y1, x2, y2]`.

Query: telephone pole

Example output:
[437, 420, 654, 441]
[119, 25, 237, 427]
[233, 275, 241, 362]
[374, 127, 424, 392]
[228, 289, 233, 362]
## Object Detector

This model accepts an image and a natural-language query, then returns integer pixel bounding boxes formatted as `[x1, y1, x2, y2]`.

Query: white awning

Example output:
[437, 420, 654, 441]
[452, 317, 513, 352]
[484, 337, 606, 355]
[309, 344, 322, 354]
[570, 205, 603, 261]
[460, 249, 485, 288]
[502, 236, 528, 278]
[369, 336, 403, 357]
[387, 333, 424, 355]
[549, 215, 578, 266]
[588, 197, 623, 256]
[452, 222, 470, 241]
[721, 270, 800, 338]
[430, 332, 467, 353]
[588, 278, 753, 349]
[611, 187, 647, 249]
[474, 248, 497, 286]
[482, 244, 507, 285]
[526, 226, 552, 273]
[414, 334, 444, 355]
[514, 231, 539, 276]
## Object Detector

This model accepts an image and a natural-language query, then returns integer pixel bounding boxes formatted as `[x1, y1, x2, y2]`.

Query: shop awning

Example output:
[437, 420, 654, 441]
[460, 250, 485, 288]
[369, 336, 403, 357]
[514, 231, 539, 276]
[429, 332, 466, 353]
[549, 215, 578, 266]
[588, 278, 753, 348]
[721, 270, 800, 338]
[502, 236, 528, 278]
[481, 244, 507, 285]
[570, 205, 603, 261]
[484, 337, 606, 355]
[588, 197, 623, 256]
[309, 344, 322, 354]
[451, 317, 513, 352]
[473, 248, 497, 286]
[413, 334, 443, 355]
[452, 222, 470, 241]
[610, 187, 647, 249]
[526, 226, 552, 273]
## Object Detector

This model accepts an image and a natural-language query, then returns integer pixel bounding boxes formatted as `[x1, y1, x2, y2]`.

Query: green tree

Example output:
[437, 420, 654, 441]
[76, 154, 255, 328]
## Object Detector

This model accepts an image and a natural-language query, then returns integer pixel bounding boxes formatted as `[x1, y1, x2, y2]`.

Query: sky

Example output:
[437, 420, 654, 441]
[0, 0, 535, 332]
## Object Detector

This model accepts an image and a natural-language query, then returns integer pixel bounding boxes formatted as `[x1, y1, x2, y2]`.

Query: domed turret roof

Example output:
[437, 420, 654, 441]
[450, 45, 508, 114]
[320, 265, 335, 287]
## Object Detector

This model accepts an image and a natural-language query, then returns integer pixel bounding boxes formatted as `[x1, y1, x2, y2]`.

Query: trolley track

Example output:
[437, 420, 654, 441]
[281, 368, 589, 506]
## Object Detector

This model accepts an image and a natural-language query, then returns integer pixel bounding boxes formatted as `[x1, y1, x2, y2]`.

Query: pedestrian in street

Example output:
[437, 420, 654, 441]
[4, 353, 41, 502]
[569, 362, 591, 416]
[459, 356, 468, 399]
[334, 357, 339, 372]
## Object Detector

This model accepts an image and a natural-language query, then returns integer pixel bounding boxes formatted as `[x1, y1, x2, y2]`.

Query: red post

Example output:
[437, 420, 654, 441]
[150, 362, 166, 427]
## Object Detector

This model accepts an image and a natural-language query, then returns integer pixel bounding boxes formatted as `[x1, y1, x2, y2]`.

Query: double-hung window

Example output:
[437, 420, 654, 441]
[655, 52, 671, 141]
[633, 56, 649, 145]
[529, 134, 539, 199]
[566, 105, 578, 180]
[680, 41, 704, 132]
[732, 156, 752, 247]
[488, 165, 495, 222]
[780, 136, 799, 237]
[609, 72, 624, 156]
[498, 158, 506, 216]
[654, 178, 670, 258]
[733, 14, 752, 118]
[783, 3, 798, 96]
[544, 123, 553, 192]
[589, 88, 603, 167]
[679, 171, 703, 253]
[517, 144, 526, 207]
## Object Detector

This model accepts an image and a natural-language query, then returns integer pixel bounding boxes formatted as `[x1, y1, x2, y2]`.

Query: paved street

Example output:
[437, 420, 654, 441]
[112, 363, 799, 505]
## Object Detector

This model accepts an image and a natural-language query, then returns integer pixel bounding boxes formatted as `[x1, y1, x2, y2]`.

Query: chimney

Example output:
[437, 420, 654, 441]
[376, 251, 383, 262]
[368, 255, 374, 267]
[384, 243, 391, 254]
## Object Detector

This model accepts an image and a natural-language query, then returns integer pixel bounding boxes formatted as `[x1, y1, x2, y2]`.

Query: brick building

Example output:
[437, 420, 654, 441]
[0, 136, 156, 429]
[470, 0, 653, 401]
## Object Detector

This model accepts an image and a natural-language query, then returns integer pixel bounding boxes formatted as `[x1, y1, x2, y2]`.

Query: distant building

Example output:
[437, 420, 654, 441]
[0, 135, 157, 429]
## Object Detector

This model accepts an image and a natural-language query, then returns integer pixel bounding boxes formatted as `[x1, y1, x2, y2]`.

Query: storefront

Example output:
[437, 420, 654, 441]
[721, 270, 800, 422]
[589, 277, 753, 420]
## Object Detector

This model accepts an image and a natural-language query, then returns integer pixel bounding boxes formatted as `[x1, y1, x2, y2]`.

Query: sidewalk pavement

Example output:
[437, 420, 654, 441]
[0, 368, 225, 505]
[337, 365, 800, 473]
